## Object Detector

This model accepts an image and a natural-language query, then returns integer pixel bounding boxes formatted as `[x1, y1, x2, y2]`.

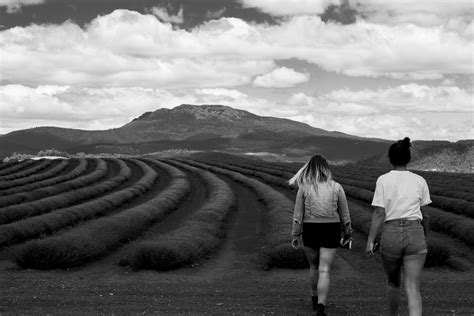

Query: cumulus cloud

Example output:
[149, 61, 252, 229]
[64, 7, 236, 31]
[149, 6, 184, 24]
[1, 12, 280, 88]
[206, 7, 227, 19]
[253, 67, 310, 88]
[0, 0, 43, 13]
[354, 1, 473, 26]
[241, 0, 474, 40]
[1, 11, 471, 89]
[284, 84, 473, 140]
[240, 0, 339, 16]
[288, 92, 379, 116]
[324, 84, 473, 113]
[196, 88, 248, 99]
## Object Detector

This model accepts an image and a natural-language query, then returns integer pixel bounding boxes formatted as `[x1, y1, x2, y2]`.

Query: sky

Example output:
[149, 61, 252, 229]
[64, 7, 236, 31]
[0, 0, 473, 141]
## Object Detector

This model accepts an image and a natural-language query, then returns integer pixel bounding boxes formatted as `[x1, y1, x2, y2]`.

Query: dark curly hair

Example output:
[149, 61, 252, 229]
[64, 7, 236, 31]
[388, 137, 411, 166]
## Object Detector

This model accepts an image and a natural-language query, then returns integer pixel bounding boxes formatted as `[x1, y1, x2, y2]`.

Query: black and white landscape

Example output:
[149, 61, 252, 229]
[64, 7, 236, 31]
[0, 0, 473, 315]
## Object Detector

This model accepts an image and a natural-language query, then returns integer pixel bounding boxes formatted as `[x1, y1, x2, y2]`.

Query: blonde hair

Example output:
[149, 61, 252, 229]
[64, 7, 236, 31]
[288, 154, 332, 190]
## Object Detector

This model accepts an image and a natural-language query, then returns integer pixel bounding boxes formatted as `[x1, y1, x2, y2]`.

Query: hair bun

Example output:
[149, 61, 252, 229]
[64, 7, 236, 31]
[399, 137, 411, 148]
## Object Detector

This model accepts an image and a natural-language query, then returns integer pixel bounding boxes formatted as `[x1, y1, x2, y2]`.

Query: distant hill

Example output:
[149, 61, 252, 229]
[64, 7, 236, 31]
[1, 104, 470, 167]
[409, 140, 474, 173]
[121, 104, 362, 141]
[358, 140, 474, 173]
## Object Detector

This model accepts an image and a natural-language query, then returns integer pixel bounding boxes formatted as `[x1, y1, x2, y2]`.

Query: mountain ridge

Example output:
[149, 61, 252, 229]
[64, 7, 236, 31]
[122, 104, 364, 141]
[1, 104, 470, 167]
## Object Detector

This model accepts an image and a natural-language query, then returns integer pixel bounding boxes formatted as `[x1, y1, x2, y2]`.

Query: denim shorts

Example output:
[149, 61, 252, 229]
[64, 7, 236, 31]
[380, 218, 427, 258]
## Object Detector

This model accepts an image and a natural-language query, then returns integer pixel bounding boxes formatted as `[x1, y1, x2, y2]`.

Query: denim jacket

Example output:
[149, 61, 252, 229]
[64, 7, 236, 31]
[292, 180, 351, 236]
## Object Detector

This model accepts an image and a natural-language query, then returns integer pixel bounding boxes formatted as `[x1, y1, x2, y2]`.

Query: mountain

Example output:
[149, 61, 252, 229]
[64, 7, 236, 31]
[121, 104, 359, 141]
[2, 104, 469, 166]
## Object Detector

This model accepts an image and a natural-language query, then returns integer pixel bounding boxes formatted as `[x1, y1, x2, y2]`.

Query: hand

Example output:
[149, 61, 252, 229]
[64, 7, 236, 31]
[366, 240, 375, 256]
[343, 222, 353, 235]
[340, 234, 352, 249]
[342, 230, 352, 240]
[366, 241, 379, 256]
[291, 235, 303, 249]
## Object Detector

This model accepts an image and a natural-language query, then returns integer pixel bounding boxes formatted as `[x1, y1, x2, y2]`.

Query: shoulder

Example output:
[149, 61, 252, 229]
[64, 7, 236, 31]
[376, 172, 391, 184]
[408, 171, 428, 185]
[330, 180, 344, 192]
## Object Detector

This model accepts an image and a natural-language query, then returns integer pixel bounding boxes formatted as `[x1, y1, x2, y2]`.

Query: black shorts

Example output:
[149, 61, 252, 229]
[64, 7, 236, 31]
[302, 222, 341, 249]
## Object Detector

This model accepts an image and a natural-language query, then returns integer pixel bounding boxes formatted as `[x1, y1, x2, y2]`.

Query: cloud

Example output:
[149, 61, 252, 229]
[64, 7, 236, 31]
[241, 0, 474, 39]
[240, 0, 339, 16]
[288, 92, 379, 116]
[324, 84, 473, 113]
[1, 10, 471, 89]
[354, 1, 473, 26]
[253, 67, 310, 88]
[0, 12, 275, 88]
[196, 88, 247, 99]
[0, 0, 43, 13]
[288, 84, 473, 118]
[149, 6, 184, 24]
[206, 7, 227, 19]
[284, 84, 473, 140]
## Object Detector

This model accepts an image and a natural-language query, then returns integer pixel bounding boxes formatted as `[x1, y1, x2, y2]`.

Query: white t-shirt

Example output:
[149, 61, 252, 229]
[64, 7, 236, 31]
[372, 170, 431, 221]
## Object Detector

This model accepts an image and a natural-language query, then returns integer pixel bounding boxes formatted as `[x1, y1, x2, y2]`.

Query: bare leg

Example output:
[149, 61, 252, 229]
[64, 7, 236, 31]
[387, 286, 400, 316]
[317, 247, 338, 304]
[403, 253, 426, 316]
[303, 246, 320, 296]
[382, 254, 403, 316]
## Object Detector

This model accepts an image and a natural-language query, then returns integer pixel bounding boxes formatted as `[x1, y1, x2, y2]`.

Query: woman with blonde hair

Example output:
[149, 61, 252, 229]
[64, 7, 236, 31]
[289, 154, 352, 315]
[366, 137, 431, 316]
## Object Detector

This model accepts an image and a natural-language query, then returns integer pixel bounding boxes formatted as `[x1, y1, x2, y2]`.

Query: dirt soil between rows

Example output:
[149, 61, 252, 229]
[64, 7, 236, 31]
[0, 173, 473, 315]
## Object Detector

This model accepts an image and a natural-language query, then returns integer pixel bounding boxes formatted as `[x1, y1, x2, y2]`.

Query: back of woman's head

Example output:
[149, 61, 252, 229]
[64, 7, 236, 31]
[388, 137, 411, 166]
[288, 154, 332, 188]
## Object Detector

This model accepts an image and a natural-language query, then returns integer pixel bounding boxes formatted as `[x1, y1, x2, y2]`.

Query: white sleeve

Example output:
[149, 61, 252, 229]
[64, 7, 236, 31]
[420, 179, 432, 206]
[371, 177, 385, 207]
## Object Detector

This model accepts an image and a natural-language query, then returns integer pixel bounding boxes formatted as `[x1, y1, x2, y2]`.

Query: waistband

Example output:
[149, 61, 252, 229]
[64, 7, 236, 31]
[385, 218, 421, 226]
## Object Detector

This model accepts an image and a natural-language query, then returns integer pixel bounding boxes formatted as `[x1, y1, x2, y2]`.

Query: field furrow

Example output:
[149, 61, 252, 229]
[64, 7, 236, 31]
[0, 159, 68, 191]
[176, 158, 307, 269]
[0, 159, 86, 197]
[0, 159, 158, 248]
[120, 159, 235, 270]
[0, 160, 41, 177]
[11, 160, 190, 269]
[0, 160, 18, 171]
[0, 158, 131, 225]
[0, 159, 57, 182]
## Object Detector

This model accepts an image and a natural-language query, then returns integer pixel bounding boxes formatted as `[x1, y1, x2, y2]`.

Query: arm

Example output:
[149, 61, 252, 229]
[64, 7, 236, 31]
[366, 206, 385, 254]
[291, 188, 305, 249]
[420, 179, 431, 239]
[336, 185, 352, 235]
[291, 187, 304, 236]
[420, 206, 430, 239]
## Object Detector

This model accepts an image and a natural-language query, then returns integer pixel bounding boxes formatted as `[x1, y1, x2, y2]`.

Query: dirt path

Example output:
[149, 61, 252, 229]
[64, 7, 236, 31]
[195, 177, 266, 279]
